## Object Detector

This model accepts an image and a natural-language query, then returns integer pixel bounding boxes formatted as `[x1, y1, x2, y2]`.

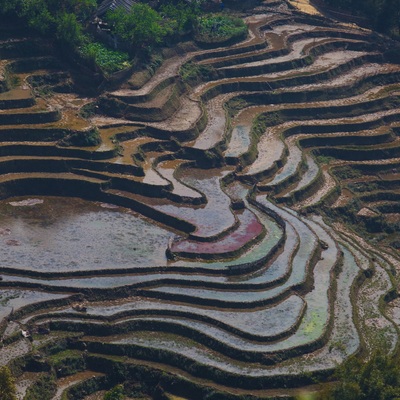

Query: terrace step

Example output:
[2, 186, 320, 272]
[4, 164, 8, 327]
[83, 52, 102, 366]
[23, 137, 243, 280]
[53, 371, 105, 400]
[155, 159, 205, 204]
[0, 171, 108, 186]
[277, 153, 320, 202]
[0, 99, 61, 125]
[0, 87, 34, 109]
[99, 82, 183, 122]
[169, 208, 265, 260]
[0, 38, 52, 59]
[0, 141, 115, 160]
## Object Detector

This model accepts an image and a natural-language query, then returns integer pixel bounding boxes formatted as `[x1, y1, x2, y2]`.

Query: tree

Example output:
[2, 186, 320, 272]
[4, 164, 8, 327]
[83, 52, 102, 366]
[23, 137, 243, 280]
[0, 366, 17, 400]
[0, 0, 21, 15]
[376, 0, 400, 33]
[19, 0, 56, 34]
[106, 4, 168, 48]
[56, 12, 83, 46]
[160, 1, 200, 34]
[1, 0, 96, 36]
[70, 0, 97, 21]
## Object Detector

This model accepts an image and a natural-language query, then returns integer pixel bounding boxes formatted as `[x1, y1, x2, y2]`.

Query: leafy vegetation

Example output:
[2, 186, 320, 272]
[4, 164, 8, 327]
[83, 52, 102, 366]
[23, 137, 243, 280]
[24, 374, 57, 400]
[0, 0, 248, 77]
[160, 1, 200, 35]
[320, 352, 400, 399]
[106, 4, 168, 49]
[0, 0, 130, 74]
[0, 366, 17, 400]
[194, 14, 248, 43]
[56, 12, 83, 46]
[0, 0, 96, 44]
[332, 166, 363, 180]
[79, 40, 130, 74]
[105, 1, 202, 49]
[49, 349, 86, 377]
[58, 127, 101, 147]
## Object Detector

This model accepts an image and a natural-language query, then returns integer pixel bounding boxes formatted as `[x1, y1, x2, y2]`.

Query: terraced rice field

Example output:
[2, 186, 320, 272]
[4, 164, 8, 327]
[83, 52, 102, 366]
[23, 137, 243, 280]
[0, 0, 400, 398]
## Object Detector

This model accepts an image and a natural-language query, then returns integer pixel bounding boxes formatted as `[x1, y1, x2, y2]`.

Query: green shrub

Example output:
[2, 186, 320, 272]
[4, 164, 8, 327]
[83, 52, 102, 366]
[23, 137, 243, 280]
[79, 102, 97, 119]
[25, 374, 56, 400]
[146, 53, 163, 75]
[58, 127, 101, 147]
[194, 14, 247, 44]
[104, 384, 125, 400]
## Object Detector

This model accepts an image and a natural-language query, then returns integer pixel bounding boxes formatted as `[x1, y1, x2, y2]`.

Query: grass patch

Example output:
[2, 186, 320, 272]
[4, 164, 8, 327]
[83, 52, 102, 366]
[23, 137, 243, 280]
[48, 349, 82, 363]
[49, 349, 86, 378]
[332, 166, 363, 180]
[226, 97, 250, 118]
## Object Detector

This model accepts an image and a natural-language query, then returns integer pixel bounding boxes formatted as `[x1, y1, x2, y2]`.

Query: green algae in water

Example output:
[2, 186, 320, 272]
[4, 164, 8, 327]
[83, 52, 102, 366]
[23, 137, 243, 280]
[0, 196, 175, 271]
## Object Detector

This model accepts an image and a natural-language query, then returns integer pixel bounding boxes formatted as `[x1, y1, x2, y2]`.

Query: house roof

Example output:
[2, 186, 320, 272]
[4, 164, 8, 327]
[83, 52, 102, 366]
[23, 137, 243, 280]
[97, 0, 137, 17]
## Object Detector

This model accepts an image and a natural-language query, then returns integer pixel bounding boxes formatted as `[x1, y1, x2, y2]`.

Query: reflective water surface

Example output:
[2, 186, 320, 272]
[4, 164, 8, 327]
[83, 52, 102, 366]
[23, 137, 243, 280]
[0, 196, 174, 271]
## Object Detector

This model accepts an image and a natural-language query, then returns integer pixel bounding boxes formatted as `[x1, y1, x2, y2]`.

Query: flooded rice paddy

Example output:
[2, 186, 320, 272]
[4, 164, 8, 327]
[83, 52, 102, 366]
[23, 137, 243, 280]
[0, 196, 173, 271]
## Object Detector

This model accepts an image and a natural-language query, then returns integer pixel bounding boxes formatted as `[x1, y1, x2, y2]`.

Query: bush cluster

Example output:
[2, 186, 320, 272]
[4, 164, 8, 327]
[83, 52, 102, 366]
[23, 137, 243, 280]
[195, 14, 248, 43]
[0, 0, 96, 46]
[0, 0, 249, 76]
[24, 374, 57, 400]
